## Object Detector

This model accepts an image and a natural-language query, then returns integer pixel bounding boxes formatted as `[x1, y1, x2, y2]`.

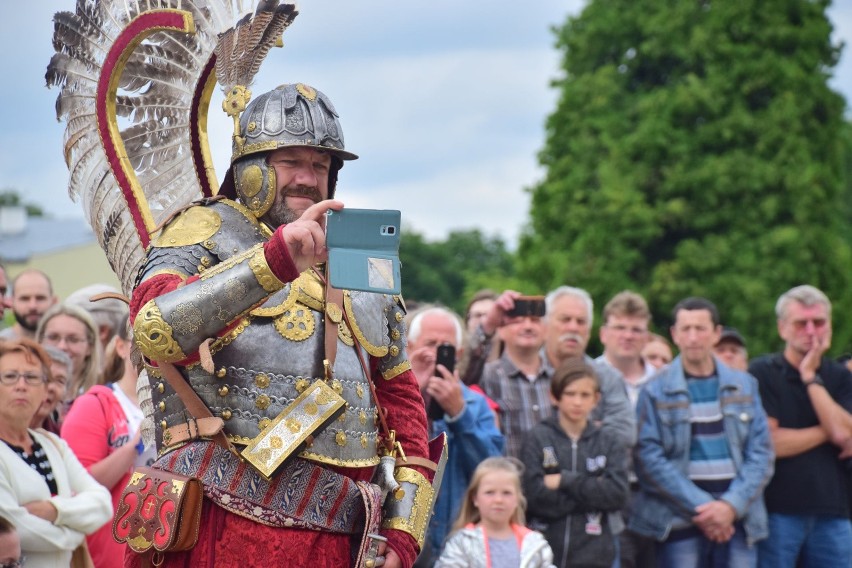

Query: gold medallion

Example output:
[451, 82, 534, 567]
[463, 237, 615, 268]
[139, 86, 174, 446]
[273, 306, 316, 341]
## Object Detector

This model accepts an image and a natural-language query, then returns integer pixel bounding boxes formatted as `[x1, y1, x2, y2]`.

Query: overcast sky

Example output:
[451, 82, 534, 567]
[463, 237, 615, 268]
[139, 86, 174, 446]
[0, 1, 849, 248]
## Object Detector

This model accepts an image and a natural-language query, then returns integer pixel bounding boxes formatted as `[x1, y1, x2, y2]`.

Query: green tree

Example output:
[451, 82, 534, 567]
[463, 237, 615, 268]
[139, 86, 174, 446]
[0, 189, 45, 217]
[520, 0, 851, 355]
[400, 228, 517, 314]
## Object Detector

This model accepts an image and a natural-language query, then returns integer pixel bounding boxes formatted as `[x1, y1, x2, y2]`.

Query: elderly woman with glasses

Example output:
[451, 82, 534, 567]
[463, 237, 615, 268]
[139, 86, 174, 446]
[0, 339, 111, 568]
[36, 303, 102, 403]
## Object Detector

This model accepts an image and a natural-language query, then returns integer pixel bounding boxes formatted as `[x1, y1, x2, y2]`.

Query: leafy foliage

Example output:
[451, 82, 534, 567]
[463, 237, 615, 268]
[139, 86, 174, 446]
[0, 189, 45, 217]
[400, 227, 521, 315]
[519, 0, 852, 355]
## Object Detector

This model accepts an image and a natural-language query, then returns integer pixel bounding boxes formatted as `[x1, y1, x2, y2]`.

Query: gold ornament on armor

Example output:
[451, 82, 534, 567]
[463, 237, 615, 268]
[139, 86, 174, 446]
[254, 373, 271, 389]
[338, 322, 354, 346]
[239, 164, 263, 198]
[249, 245, 284, 293]
[274, 305, 316, 341]
[153, 207, 222, 248]
[134, 302, 187, 363]
[255, 394, 271, 410]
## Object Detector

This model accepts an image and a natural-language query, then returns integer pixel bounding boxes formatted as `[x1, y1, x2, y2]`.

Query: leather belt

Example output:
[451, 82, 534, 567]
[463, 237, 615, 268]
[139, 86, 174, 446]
[162, 416, 224, 446]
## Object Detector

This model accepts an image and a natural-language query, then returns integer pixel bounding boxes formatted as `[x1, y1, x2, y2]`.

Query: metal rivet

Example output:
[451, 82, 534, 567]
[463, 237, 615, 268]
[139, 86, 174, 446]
[255, 373, 270, 389]
[218, 386, 229, 397]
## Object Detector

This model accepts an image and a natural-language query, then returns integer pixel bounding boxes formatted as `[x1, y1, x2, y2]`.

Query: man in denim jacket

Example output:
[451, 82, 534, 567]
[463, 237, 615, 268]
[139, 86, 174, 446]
[630, 298, 774, 567]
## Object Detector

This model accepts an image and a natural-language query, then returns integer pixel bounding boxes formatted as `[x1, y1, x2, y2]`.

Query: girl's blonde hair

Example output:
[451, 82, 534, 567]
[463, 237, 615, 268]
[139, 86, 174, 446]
[451, 456, 527, 532]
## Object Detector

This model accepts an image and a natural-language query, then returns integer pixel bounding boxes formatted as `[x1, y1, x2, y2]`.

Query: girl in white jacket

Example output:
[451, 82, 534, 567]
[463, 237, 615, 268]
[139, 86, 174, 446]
[436, 457, 555, 568]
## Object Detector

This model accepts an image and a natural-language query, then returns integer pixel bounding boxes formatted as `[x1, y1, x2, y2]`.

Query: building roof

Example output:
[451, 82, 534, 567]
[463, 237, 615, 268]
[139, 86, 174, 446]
[0, 216, 97, 263]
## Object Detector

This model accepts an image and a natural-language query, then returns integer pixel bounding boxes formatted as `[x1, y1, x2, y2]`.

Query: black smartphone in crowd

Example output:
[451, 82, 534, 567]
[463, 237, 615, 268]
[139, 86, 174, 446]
[427, 343, 456, 420]
[506, 295, 546, 318]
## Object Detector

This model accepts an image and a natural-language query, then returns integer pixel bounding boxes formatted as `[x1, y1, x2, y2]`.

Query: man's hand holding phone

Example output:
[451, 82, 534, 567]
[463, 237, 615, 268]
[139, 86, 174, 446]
[426, 343, 464, 420]
[481, 291, 547, 335]
[272, 200, 344, 273]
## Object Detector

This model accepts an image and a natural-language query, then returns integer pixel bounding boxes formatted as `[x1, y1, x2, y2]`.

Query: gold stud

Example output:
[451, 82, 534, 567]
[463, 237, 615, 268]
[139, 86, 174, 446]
[395, 312, 403, 322]
[216, 367, 227, 378]
[255, 394, 271, 410]
[361, 433, 369, 449]
[158, 401, 166, 412]
[160, 420, 168, 429]
[259, 418, 271, 429]
[359, 410, 367, 425]
[335, 431, 347, 446]
[295, 378, 309, 393]
[157, 382, 165, 394]
[356, 384, 364, 398]
[222, 409, 232, 420]
[331, 379, 343, 394]
[389, 345, 400, 357]
[218, 386, 229, 397]
[391, 329, 401, 341]
[255, 373, 270, 389]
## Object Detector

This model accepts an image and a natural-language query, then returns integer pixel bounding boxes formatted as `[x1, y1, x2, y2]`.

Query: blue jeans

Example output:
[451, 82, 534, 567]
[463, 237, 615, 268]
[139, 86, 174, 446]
[658, 526, 756, 568]
[758, 513, 852, 568]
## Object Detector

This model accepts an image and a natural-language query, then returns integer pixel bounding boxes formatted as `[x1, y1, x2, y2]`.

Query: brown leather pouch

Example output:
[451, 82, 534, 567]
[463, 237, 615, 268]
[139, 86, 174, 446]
[112, 466, 203, 553]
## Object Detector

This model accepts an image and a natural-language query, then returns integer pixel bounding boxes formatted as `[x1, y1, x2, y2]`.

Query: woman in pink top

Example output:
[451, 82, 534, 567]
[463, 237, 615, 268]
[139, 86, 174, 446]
[61, 315, 152, 568]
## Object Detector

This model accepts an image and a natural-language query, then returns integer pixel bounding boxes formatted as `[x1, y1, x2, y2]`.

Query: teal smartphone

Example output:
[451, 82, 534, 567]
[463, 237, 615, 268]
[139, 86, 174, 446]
[326, 208, 402, 294]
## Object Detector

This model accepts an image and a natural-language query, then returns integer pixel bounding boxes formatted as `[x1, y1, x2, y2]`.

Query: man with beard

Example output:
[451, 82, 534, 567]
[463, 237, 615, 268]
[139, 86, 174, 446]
[0, 269, 57, 341]
[130, 83, 435, 568]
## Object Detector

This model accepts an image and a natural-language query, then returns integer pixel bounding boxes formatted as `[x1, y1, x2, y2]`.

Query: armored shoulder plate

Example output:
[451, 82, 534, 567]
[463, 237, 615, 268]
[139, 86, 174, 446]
[153, 206, 222, 248]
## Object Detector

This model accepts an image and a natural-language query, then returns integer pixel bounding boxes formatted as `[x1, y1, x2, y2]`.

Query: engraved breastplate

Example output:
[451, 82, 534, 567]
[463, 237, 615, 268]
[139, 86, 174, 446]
[150, 278, 396, 467]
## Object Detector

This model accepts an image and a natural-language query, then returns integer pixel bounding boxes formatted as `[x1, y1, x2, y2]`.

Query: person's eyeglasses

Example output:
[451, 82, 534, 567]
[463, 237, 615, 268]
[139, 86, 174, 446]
[0, 371, 46, 386]
[0, 555, 25, 568]
[43, 334, 88, 346]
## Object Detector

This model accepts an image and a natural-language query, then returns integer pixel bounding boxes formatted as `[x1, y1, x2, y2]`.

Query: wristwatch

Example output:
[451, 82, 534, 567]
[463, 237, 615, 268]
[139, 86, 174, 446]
[803, 374, 825, 388]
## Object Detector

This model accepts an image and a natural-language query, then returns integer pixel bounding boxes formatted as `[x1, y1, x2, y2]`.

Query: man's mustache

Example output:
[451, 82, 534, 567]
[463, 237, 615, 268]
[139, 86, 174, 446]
[284, 185, 323, 203]
[559, 332, 584, 344]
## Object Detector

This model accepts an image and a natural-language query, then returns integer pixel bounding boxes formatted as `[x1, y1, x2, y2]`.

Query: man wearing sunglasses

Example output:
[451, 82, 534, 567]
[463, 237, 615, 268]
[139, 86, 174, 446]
[749, 285, 852, 568]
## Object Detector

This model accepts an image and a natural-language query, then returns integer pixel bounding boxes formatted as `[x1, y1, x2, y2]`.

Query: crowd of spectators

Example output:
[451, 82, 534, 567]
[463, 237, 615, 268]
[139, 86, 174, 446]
[0, 269, 144, 567]
[1, 263, 850, 568]
[413, 283, 852, 568]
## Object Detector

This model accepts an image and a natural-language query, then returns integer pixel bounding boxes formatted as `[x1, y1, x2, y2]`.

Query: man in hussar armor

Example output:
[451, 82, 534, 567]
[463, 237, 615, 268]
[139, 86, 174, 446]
[130, 82, 435, 568]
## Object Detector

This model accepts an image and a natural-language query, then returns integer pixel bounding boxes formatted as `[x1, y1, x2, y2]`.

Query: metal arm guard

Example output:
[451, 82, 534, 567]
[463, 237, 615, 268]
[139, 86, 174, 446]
[134, 242, 284, 362]
[381, 467, 434, 549]
[380, 434, 449, 549]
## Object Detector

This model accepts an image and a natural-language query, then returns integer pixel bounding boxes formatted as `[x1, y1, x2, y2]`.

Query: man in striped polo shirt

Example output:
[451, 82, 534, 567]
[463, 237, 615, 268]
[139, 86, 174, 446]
[630, 298, 774, 567]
